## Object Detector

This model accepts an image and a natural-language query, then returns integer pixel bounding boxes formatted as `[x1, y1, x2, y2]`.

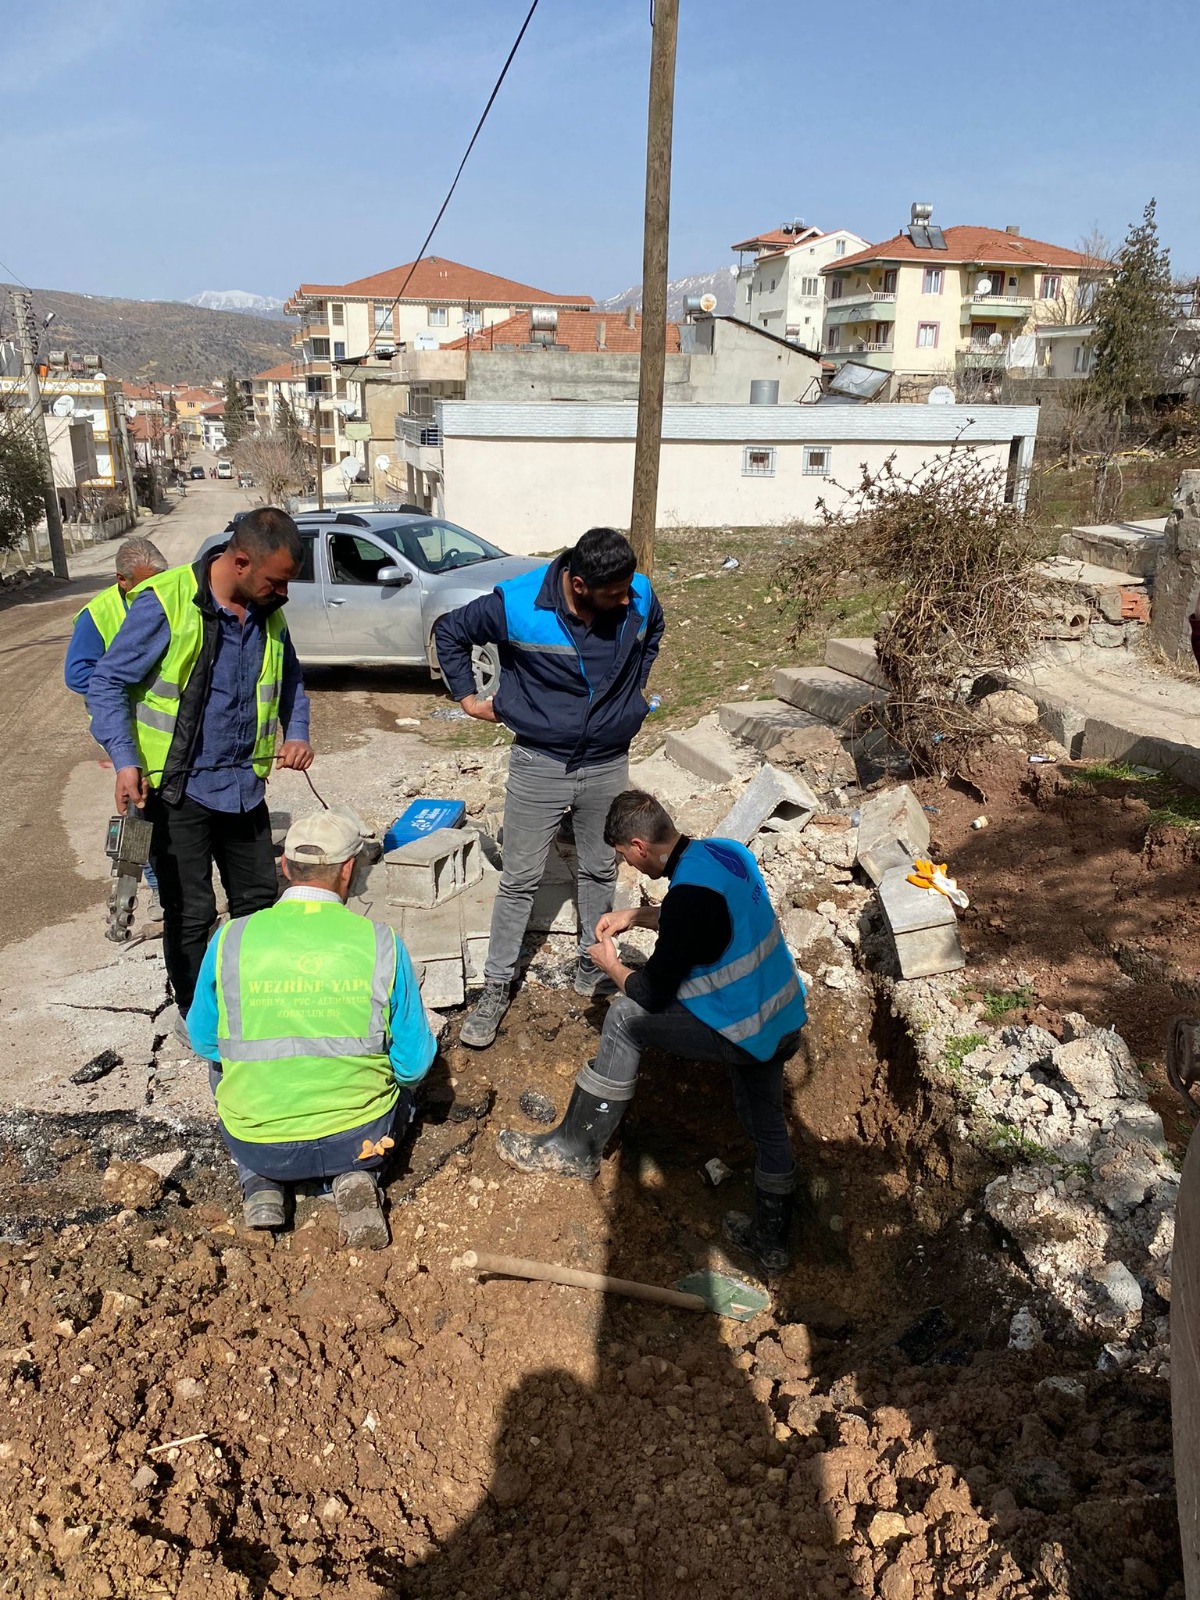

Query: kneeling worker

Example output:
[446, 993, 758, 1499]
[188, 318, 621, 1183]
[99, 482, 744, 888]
[498, 790, 807, 1272]
[188, 808, 436, 1249]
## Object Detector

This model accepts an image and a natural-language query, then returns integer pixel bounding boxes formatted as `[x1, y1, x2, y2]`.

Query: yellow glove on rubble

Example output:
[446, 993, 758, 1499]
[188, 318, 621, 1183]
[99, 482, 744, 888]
[906, 858, 969, 909]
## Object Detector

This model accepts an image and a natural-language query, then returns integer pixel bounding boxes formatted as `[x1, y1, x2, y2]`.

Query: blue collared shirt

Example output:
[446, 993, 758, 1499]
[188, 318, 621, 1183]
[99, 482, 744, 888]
[186, 886, 437, 1088]
[87, 582, 310, 813]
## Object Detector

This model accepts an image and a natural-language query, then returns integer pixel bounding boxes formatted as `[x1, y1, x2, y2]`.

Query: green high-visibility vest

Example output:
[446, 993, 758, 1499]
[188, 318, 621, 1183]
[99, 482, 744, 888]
[73, 582, 129, 651]
[214, 898, 399, 1144]
[130, 563, 286, 786]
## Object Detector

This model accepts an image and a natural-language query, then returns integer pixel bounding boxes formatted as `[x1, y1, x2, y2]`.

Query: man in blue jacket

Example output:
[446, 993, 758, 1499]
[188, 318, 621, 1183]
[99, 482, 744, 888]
[497, 789, 807, 1274]
[433, 528, 664, 1048]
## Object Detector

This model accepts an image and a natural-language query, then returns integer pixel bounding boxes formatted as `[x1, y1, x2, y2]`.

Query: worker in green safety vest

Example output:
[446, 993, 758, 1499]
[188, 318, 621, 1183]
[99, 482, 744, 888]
[64, 536, 168, 698]
[187, 806, 436, 1245]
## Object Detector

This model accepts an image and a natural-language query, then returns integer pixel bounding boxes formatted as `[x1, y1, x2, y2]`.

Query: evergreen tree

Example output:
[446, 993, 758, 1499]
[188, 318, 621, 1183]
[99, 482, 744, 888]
[1089, 199, 1173, 420]
[222, 369, 248, 447]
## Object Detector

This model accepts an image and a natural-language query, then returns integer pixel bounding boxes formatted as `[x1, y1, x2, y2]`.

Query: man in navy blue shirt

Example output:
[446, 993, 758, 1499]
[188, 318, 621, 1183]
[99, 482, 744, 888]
[88, 509, 313, 1036]
[64, 537, 167, 697]
[434, 528, 664, 1048]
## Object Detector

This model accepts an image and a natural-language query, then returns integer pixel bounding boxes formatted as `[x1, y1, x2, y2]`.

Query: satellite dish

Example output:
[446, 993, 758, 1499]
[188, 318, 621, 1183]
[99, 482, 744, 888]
[93, 371, 107, 382]
[928, 385, 956, 405]
[375, 454, 391, 473]
[51, 394, 75, 418]
[699, 293, 718, 314]
[976, 276, 993, 296]
[339, 456, 360, 481]
[987, 332, 1003, 349]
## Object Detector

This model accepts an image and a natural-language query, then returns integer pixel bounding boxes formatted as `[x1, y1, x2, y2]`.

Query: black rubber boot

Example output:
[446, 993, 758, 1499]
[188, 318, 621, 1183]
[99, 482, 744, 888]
[723, 1184, 795, 1275]
[497, 1081, 628, 1181]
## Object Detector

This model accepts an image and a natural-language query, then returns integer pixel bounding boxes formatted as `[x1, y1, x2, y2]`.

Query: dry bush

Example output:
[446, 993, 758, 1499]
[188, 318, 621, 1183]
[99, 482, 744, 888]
[776, 448, 1043, 776]
[233, 429, 309, 505]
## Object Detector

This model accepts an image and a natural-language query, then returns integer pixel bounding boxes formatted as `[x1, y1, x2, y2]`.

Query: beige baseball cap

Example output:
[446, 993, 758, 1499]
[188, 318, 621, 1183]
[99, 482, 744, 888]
[284, 806, 370, 865]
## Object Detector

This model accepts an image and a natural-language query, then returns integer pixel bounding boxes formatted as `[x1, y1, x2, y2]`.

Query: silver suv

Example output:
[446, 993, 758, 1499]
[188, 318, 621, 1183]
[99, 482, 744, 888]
[201, 509, 540, 696]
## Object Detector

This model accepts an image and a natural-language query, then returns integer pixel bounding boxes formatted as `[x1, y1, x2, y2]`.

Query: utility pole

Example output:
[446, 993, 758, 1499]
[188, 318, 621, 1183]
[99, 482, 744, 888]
[314, 394, 325, 511]
[11, 289, 68, 579]
[628, 0, 679, 579]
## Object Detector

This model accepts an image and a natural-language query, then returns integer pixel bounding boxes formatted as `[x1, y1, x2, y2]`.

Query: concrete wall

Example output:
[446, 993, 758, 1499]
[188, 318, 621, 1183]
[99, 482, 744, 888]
[442, 432, 1019, 555]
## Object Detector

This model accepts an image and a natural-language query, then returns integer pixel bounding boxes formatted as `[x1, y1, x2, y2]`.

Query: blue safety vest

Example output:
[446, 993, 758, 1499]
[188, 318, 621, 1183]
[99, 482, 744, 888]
[498, 566, 653, 685]
[670, 839, 807, 1062]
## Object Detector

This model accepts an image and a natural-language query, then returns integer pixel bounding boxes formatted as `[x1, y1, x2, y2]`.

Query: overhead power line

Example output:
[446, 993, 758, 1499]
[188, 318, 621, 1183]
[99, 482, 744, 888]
[361, 0, 541, 357]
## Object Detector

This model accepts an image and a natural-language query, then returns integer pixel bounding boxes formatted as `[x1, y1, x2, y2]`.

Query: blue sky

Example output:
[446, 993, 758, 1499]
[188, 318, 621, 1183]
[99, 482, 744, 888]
[3, 0, 1197, 304]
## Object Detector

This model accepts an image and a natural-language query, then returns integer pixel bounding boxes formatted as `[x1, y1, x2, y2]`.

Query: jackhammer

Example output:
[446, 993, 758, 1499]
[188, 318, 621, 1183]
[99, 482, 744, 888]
[104, 812, 154, 942]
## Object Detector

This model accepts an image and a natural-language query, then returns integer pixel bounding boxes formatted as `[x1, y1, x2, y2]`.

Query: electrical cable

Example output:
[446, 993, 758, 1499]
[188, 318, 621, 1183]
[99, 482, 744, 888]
[137, 754, 330, 809]
[359, 0, 541, 360]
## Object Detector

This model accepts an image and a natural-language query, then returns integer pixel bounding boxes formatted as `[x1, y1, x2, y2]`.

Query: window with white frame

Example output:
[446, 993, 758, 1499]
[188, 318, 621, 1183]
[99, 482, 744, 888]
[826, 327, 840, 351]
[916, 322, 939, 348]
[922, 268, 943, 294]
[800, 276, 819, 296]
[803, 446, 832, 476]
[310, 337, 330, 358]
[1040, 273, 1062, 300]
[883, 268, 898, 292]
[829, 278, 843, 300]
[1073, 343, 1094, 374]
[427, 306, 449, 327]
[373, 305, 394, 336]
[835, 239, 846, 257]
[742, 446, 775, 477]
[331, 303, 345, 326]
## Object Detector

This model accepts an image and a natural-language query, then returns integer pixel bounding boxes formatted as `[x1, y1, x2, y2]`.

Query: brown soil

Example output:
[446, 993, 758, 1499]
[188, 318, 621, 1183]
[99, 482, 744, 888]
[0, 974, 1180, 1598]
[913, 747, 1200, 1153]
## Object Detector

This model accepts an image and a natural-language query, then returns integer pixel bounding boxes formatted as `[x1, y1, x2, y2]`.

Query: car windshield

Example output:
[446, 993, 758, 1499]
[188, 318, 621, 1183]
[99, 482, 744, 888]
[372, 519, 506, 574]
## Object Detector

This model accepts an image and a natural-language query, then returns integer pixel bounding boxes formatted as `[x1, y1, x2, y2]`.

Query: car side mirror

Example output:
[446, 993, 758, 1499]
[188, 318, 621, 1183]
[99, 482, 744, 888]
[377, 566, 413, 588]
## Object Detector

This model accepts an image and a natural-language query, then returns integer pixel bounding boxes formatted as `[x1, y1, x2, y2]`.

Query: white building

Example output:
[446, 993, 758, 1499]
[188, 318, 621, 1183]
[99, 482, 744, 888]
[433, 401, 1039, 554]
[733, 223, 871, 347]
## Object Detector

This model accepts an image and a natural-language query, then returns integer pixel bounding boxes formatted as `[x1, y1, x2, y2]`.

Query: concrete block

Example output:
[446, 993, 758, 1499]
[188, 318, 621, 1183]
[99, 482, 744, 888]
[1020, 685, 1086, 758]
[457, 869, 500, 939]
[876, 866, 965, 979]
[529, 876, 579, 934]
[774, 666, 885, 725]
[718, 700, 829, 761]
[418, 958, 466, 1010]
[1080, 719, 1200, 791]
[823, 636, 890, 690]
[1057, 520, 1165, 578]
[385, 827, 483, 909]
[398, 898, 464, 964]
[665, 722, 747, 785]
[856, 785, 930, 886]
[462, 936, 489, 984]
[717, 763, 819, 845]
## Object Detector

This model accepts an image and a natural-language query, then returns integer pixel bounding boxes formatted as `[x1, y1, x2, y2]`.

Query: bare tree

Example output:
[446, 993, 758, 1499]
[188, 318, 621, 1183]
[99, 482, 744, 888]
[233, 429, 309, 506]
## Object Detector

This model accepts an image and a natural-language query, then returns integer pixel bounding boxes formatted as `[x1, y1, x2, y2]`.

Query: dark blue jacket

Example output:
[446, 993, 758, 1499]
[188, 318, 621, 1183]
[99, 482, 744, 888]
[433, 552, 665, 770]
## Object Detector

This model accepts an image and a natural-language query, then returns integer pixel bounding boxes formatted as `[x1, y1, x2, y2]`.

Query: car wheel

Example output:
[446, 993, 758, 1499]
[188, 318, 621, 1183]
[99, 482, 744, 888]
[472, 643, 500, 699]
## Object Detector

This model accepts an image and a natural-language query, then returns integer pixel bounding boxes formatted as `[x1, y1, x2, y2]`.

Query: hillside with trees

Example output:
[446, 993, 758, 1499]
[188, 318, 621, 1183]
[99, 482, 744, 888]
[0, 285, 294, 383]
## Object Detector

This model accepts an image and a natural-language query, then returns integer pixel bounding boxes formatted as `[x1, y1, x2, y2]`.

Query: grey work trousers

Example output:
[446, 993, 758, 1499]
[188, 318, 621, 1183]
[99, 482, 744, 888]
[483, 745, 629, 985]
[583, 994, 798, 1185]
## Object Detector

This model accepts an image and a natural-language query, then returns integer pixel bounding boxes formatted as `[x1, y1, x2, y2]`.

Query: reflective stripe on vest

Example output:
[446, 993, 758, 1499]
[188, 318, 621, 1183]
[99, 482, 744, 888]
[498, 566, 654, 670]
[74, 583, 128, 652]
[129, 563, 286, 784]
[670, 838, 807, 1061]
[218, 910, 394, 1061]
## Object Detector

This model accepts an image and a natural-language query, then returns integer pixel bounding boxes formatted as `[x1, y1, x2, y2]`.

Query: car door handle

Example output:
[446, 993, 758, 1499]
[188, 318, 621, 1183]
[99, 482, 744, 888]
[327, 598, 346, 606]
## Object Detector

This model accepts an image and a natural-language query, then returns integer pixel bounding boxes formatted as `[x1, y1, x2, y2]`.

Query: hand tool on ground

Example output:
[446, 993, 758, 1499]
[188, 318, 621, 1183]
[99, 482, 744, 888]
[103, 813, 153, 942]
[458, 1250, 769, 1319]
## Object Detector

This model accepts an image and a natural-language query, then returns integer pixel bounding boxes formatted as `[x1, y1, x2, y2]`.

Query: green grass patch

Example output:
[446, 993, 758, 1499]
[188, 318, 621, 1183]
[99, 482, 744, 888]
[1070, 763, 1200, 829]
[1074, 760, 1144, 784]
[941, 1032, 988, 1077]
[980, 985, 1036, 1020]
[982, 1121, 1051, 1164]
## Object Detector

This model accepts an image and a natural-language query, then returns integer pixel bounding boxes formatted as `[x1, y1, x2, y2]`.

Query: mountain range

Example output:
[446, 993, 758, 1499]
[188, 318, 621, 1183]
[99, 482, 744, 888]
[598, 265, 739, 320]
[0, 286, 293, 384]
[186, 290, 289, 319]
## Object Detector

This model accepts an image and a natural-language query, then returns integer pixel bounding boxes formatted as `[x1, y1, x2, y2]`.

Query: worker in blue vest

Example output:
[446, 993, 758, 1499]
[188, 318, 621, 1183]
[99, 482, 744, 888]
[498, 789, 807, 1274]
[434, 529, 664, 1050]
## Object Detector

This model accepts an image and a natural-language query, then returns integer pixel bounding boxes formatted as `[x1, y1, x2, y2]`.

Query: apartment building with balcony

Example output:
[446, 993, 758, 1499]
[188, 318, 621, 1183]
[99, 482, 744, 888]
[733, 222, 870, 346]
[251, 362, 307, 432]
[820, 212, 1102, 397]
[284, 257, 593, 468]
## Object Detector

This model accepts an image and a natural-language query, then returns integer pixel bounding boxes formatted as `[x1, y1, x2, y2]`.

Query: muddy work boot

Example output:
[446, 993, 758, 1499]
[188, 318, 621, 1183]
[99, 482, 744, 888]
[242, 1178, 286, 1230]
[460, 980, 511, 1049]
[723, 1183, 795, 1275]
[332, 1170, 390, 1251]
[497, 1082, 627, 1181]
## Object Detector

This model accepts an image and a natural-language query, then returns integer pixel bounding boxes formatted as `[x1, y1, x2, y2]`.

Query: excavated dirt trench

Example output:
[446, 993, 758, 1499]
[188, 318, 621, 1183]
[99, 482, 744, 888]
[0, 976, 1181, 1599]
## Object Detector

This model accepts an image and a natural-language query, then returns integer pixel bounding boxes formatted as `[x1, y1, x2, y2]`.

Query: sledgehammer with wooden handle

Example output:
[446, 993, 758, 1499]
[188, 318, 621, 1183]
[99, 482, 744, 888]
[459, 1250, 707, 1312]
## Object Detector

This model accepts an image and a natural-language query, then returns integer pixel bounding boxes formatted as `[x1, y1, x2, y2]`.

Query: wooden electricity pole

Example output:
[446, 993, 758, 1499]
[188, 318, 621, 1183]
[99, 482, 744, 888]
[11, 290, 68, 579]
[628, 0, 679, 579]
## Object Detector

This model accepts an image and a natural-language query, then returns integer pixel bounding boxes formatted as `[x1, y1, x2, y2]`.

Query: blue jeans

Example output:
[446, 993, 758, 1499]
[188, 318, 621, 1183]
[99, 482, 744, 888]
[208, 1065, 413, 1191]
[588, 995, 798, 1184]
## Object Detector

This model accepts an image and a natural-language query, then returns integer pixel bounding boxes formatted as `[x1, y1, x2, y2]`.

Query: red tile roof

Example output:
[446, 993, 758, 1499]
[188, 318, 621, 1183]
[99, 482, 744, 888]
[200, 401, 225, 417]
[289, 256, 593, 309]
[127, 415, 154, 441]
[826, 226, 1092, 274]
[252, 362, 298, 382]
[731, 226, 822, 253]
[444, 309, 681, 354]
